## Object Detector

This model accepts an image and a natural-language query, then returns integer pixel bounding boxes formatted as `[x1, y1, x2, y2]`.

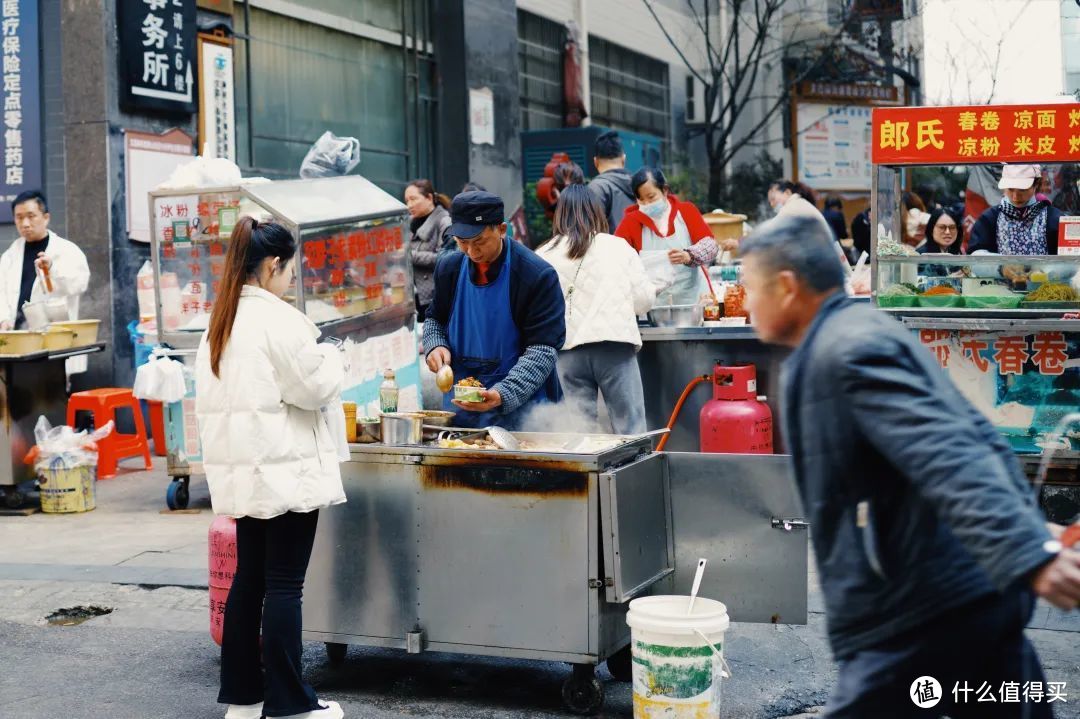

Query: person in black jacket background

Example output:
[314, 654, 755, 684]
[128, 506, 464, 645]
[587, 131, 636, 234]
[738, 213, 1078, 718]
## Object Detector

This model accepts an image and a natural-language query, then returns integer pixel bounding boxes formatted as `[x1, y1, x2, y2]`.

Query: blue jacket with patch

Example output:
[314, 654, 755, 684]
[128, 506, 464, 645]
[781, 291, 1054, 659]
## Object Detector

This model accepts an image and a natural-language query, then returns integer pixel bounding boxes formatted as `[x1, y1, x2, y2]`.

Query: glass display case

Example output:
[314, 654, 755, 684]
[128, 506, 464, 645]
[870, 164, 1080, 316]
[148, 175, 413, 348]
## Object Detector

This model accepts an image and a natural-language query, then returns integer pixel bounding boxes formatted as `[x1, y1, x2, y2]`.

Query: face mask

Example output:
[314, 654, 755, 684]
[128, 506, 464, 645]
[639, 198, 666, 219]
[1005, 191, 1038, 209]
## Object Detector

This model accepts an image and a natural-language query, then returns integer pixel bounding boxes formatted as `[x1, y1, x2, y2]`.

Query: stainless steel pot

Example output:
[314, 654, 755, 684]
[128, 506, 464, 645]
[380, 413, 424, 445]
[647, 304, 703, 328]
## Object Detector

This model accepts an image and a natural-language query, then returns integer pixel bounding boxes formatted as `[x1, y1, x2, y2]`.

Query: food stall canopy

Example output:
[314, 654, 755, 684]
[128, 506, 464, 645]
[872, 103, 1080, 166]
[242, 175, 406, 228]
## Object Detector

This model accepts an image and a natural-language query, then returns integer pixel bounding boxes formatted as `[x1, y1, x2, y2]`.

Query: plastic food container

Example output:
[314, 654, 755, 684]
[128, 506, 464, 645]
[49, 319, 101, 346]
[964, 295, 1021, 309]
[41, 328, 76, 351]
[917, 295, 963, 308]
[0, 331, 45, 355]
[454, 383, 484, 403]
[877, 295, 918, 308]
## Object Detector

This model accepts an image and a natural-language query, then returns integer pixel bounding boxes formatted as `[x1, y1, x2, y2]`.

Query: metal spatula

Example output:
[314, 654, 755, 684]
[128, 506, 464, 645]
[487, 425, 520, 451]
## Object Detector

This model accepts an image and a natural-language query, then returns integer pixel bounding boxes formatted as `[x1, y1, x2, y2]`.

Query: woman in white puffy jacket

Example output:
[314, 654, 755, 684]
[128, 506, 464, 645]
[536, 185, 656, 434]
[195, 217, 346, 719]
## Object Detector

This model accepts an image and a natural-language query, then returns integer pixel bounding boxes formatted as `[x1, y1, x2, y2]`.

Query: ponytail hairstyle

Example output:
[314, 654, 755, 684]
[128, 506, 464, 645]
[207, 216, 297, 377]
[406, 178, 451, 210]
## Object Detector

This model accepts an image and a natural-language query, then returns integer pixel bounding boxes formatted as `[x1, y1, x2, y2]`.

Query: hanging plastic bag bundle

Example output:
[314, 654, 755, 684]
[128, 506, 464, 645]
[299, 131, 361, 178]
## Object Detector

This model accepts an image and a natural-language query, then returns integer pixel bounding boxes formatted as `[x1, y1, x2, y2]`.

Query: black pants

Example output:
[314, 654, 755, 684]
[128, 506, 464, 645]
[218, 510, 321, 717]
[827, 590, 1055, 719]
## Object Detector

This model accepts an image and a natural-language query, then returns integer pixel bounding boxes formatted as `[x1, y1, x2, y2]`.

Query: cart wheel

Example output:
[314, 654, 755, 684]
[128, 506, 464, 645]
[3, 490, 25, 509]
[562, 665, 604, 716]
[325, 642, 347, 666]
[605, 645, 633, 683]
[166, 479, 189, 510]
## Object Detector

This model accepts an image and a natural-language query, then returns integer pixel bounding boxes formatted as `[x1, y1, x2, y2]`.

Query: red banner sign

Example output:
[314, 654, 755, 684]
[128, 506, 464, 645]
[872, 103, 1080, 165]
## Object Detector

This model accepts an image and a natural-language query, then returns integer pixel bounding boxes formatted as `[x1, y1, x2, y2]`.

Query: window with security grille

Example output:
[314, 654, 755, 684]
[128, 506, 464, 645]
[588, 36, 670, 142]
[232, 2, 436, 193]
[517, 10, 564, 131]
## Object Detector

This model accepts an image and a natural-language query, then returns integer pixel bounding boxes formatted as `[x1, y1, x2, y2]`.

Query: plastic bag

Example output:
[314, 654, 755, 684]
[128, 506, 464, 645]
[133, 354, 187, 403]
[300, 131, 361, 179]
[641, 250, 677, 297]
[157, 156, 243, 190]
[29, 416, 114, 471]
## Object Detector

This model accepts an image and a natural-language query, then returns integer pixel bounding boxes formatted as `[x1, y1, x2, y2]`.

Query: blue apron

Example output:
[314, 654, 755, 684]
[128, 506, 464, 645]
[444, 240, 537, 429]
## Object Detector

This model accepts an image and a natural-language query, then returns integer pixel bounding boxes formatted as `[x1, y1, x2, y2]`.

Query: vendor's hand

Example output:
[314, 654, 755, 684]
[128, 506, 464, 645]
[1002, 265, 1027, 283]
[668, 249, 692, 266]
[1048, 522, 1066, 540]
[426, 346, 451, 373]
[719, 239, 739, 252]
[1031, 549, 1080, 610]
[453, 388, 502, 413]
[0, 320, 10, 331]
[34, 253, 50, 272]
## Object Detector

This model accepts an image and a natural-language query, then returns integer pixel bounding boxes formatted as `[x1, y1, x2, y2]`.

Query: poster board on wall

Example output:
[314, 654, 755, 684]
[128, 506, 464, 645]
[795, 103, 873, 192]
[125, 129, 195, 243]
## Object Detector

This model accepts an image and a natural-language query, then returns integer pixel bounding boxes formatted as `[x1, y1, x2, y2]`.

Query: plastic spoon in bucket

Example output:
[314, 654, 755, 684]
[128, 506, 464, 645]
[687, 557, 707, 615]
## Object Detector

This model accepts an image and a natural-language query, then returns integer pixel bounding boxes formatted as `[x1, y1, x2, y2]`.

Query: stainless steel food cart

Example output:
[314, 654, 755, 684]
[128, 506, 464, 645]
[0, 344, 105, 508]
[147, 176, 421, 508]
[303, 432, 808, 714]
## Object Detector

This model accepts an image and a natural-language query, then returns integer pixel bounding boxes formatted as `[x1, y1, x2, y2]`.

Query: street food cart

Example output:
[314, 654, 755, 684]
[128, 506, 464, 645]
[147, 175, 420, 509]
[303, 429, 809, 714]
[870, 102, 1080, 520]
[0, 344, 105, 508]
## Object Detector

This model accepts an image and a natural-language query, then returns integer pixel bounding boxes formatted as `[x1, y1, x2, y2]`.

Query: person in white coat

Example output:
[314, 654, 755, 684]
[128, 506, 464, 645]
[195, 217, 346, 719]
[537, 185, 656, 434]
[0, 190, 90, 373]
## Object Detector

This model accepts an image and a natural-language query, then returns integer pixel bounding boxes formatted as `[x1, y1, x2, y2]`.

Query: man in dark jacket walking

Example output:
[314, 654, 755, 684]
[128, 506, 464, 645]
[739, 213, 1080, 718]
[587, 131, 636, 233]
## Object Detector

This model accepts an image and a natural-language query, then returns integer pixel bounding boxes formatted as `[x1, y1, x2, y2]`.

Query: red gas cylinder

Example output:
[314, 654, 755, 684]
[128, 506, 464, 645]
[700, 364, 773, 454]
[208, 515, 237, 646]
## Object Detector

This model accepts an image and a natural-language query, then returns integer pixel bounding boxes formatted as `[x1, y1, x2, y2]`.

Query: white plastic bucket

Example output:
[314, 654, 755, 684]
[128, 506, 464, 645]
[626, 595, 730, 718]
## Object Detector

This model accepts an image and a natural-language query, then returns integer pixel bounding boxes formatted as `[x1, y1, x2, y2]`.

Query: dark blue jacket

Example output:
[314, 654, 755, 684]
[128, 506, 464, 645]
[781, 292, 1054, 659]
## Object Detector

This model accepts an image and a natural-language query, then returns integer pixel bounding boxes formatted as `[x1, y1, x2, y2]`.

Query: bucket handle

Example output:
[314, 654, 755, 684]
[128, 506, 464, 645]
[693, 628, 732, 679]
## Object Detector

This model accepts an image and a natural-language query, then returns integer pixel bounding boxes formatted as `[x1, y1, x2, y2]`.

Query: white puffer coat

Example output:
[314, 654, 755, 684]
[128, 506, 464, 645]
[536, 232, 656, 351]
[195, 285, 346, 519]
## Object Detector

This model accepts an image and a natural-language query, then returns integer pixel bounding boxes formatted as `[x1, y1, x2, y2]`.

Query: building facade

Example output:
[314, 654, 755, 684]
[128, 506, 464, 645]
[1065, 0, 1080, 98]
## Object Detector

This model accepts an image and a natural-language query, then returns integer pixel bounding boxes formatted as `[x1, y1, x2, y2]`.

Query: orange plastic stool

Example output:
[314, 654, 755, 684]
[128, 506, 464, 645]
[66, 388, 153, 479]
[147, 401, 166, 457]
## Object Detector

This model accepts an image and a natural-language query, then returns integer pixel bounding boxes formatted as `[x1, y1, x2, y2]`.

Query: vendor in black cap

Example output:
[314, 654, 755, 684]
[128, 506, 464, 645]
[423, 191, 565, 429]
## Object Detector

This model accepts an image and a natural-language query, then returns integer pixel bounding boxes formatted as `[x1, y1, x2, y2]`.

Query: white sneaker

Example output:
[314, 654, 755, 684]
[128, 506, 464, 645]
[224, 703, 263, 719]
[277, 701, 344, 719]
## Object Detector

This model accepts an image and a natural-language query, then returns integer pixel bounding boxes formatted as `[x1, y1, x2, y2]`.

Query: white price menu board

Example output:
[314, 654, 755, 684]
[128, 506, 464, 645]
[796, 103, 872, 191]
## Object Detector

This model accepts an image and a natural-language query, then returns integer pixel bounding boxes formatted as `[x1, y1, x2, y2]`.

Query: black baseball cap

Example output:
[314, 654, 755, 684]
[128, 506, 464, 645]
[449, 191, 504, 240]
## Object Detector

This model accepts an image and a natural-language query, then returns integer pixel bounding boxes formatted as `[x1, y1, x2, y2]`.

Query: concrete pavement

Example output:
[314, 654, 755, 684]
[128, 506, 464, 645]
[0, 460, 1077, 718]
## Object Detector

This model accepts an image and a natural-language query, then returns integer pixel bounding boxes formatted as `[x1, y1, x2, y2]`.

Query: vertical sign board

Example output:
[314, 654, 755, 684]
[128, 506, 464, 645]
[796, 103, 873, 191]
[197, 34, 235, 161]
[0, 0, 40, 223]
[125, 128, 194, 243]
[118, 0, 197, 114]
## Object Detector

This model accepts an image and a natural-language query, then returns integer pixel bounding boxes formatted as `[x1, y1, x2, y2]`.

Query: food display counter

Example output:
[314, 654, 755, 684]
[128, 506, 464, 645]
[869, 102, 1080, 521]
[0, 343, 105, 508]
[148, 176, 421, 508]
[303, 431, 808, 715]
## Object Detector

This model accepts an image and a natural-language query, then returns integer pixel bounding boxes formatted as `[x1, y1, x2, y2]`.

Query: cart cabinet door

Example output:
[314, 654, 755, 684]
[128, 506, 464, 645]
[667, 452, 808, 624]
[600, 453, 674, 604]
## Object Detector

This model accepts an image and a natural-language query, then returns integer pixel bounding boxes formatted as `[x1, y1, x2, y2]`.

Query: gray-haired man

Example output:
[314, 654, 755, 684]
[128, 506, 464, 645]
[739, 213, 1079, 718]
